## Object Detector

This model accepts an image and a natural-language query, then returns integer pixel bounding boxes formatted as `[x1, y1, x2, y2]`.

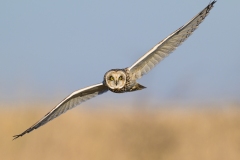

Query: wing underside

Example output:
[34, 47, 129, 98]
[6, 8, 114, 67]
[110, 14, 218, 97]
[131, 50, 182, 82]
[128, 1, 216, 79]
[13, 83, 108, 140]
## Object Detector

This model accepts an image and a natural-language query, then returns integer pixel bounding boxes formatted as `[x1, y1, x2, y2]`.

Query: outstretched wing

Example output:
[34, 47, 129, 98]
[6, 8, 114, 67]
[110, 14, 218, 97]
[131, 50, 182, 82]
[128, 1, 216, 79]
[13, 83, 108, 140]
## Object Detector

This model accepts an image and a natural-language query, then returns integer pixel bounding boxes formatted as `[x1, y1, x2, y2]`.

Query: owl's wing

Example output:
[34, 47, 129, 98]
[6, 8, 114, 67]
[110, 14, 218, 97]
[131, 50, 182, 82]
[13, 83, 108, 140]
[128, 1, 216, 79]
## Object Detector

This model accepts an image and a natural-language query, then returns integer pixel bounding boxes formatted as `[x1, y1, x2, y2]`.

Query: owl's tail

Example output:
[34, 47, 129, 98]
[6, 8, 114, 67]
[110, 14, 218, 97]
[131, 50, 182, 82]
[130, 83, 146, 92]
[137, 83, 146, 90]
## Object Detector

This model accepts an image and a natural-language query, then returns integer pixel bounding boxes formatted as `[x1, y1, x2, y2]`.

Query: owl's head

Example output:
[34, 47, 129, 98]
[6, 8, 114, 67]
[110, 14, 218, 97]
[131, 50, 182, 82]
[104, 70, 126, 90]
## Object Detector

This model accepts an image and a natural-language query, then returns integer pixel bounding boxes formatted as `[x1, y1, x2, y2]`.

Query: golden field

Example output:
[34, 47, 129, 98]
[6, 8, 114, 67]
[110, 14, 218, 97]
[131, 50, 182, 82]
[1, 103, 240, 160]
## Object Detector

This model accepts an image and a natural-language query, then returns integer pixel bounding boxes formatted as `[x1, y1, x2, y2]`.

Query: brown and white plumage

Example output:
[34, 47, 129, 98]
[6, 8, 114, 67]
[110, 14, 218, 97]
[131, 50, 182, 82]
[129, 1, 216, 80]
[13, 1, 216, 140]
[13, 83, 108, 140]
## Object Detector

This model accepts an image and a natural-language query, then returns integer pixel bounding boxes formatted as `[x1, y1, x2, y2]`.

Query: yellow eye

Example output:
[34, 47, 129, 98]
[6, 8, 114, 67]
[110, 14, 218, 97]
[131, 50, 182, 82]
[109, 76, 114, 81]
[119, 76, 123, 80]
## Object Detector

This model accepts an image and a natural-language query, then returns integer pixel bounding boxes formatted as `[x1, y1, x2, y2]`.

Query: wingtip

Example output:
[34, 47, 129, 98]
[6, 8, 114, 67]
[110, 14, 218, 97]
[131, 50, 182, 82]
[212, 0, 217, 5]
[12, 133, 25, 141]
[12, 135, 21, 141]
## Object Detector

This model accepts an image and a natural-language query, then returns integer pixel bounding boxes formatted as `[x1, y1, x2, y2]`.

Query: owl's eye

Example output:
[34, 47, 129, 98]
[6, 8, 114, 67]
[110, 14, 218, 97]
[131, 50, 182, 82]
[119, 76, 123, 80]
[109, 76, 114, 81]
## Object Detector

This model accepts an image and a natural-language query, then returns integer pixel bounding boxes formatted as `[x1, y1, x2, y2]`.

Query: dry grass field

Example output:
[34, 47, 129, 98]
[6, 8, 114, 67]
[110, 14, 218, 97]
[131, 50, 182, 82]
[1, 103, 240, 160]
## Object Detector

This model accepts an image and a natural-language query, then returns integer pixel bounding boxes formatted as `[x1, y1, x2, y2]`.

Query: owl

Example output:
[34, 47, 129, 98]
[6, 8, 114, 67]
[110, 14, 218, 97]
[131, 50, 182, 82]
[13, 1, 216, 140]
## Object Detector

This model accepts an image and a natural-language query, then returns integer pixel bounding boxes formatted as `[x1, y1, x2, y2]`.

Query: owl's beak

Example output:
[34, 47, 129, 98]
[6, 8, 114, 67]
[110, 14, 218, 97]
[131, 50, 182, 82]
[115, 81, 118, 86]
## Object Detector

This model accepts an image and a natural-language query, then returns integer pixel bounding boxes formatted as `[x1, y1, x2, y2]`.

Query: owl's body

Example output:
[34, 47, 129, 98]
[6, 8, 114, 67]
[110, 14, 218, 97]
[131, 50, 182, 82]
[13, 1, 217, 140]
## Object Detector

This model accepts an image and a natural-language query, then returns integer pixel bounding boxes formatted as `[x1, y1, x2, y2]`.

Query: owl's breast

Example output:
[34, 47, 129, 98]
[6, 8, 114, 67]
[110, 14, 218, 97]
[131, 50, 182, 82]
[108, 87, 127, 93]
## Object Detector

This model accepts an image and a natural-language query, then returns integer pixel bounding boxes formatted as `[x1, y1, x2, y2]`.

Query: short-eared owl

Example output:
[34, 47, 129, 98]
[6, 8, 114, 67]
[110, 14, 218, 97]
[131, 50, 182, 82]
[14, 1, 216, 140]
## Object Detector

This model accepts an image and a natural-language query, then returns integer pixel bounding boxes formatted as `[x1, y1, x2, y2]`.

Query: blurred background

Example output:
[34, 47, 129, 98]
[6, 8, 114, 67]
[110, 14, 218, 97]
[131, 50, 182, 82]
[1, 1, 240, 160]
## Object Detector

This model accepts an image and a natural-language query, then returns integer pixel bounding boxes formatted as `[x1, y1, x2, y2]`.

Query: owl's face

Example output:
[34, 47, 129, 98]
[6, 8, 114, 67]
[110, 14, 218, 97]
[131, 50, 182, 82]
[105, 70, 126, 90]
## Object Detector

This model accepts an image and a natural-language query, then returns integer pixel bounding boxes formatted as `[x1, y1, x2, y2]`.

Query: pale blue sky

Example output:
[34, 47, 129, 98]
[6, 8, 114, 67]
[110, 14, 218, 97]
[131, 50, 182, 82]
[1, 1, 239, 106]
